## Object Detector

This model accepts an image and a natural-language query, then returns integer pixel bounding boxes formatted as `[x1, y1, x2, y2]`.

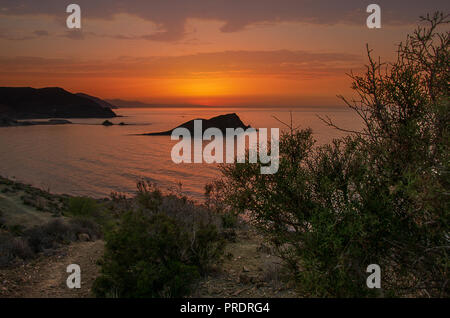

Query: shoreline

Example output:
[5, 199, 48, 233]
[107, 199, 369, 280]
[0, 118, 73, 127]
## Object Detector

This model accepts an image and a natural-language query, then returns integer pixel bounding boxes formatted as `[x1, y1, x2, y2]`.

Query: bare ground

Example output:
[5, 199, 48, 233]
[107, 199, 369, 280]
[0, 240, 104, 298]
[0, 229, 296, 298]
[193, 228, 297, 298]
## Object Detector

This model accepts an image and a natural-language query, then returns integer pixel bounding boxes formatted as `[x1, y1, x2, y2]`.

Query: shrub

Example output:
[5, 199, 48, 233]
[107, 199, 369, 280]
[68, 217, 103, 241]
[25, 220, 75, 253]
[24, 218, 101, 254]
[136, 180, 162, 212]
[94, 184, 226, 298]
[220, 212, 238, 229]
[190, 223, 225, 275]
[93, 212, 200, 298]
[217, 13, 449, 297]
[205, 181, 239, 230]
[0, 233, 34, 267]
[8, 224, 25, 236]
[67, 197, 100, 218]
[0, 217, 102, 267]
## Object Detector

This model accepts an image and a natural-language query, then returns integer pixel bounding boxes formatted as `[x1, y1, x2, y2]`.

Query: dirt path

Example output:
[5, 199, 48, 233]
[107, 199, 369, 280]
[1, 229, 296, 298]
[0, 240, 104, 298]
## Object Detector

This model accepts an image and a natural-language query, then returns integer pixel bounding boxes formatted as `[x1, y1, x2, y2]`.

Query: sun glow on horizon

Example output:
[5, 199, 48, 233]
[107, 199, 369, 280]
[0, 2, 430, 107]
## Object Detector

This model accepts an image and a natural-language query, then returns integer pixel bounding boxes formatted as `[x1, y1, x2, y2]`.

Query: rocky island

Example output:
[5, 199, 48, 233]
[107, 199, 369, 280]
[0, 87, 116, 124]
[141, 113, 250, 136]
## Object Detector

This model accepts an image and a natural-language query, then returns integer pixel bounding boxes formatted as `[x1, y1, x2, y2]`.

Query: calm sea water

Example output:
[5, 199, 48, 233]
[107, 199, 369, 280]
[0, 107, 361, 201]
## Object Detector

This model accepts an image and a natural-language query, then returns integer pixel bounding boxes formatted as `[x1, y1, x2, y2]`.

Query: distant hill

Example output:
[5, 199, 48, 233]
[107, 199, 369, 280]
[106, 99, 206, 108]
[76, 93, 118, 109]
[105, 99, 154, 108]
[0, 87, 116, 119]
[141, 113, 250, 136]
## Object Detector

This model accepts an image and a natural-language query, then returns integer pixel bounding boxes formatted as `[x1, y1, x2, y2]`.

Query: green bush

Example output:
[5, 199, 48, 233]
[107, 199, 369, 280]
[93, 183, 226, 298]
[220, 212, 238, 229]
[0, 233, 34, 267]
[68, 217, 103, 240]
[8, 224, 25, 236]
[0, 216, 103, 268]
[67, 197, 100, 218]
[24, 218, 101, 254]
[217, 13, 449, 297]
[136, 180, 162, 211]
[190, 223, 225, 275]
[93, 212, 200, 298]
[25, 220, 74, 253]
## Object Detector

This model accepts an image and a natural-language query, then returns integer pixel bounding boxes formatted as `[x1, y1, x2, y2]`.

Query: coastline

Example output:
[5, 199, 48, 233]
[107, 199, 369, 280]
[0, 118, 73, 127]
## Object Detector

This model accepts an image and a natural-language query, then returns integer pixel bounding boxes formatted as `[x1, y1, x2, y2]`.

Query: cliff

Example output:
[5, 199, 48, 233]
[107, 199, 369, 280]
[76, 93, 118, 109]
[0, 87, 116, 119]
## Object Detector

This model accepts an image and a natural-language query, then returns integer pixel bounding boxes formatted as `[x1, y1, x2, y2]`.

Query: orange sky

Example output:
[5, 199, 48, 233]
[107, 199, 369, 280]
[0, 1, 448, 106]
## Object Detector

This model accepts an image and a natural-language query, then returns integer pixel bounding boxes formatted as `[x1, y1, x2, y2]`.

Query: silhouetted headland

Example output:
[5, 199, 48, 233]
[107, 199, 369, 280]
[0, 87, 116, 120]
[76, 93, 119, 109]
[140, 113, 250, 136]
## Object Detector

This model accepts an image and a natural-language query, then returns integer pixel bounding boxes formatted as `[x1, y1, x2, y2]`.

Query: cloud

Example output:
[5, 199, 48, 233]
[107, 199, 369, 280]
[0, 0, 448, 41]
[0, 50, 362, 80]
[33, 30, 49, 36]
[0, 28, 50, 40]
[62, 29, 86, 40]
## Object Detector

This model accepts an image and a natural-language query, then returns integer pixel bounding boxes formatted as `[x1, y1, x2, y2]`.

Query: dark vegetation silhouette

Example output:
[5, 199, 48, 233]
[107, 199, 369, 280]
[4, 13, 446, 299]
[0, 87, 116, 119]
[210, 12, 449, 297]
[93, 181, 226, 298]
[0, 196, 102, 268]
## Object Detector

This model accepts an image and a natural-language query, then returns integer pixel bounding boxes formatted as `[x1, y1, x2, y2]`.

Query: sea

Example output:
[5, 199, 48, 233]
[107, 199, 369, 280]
[0, 107, 362, 201]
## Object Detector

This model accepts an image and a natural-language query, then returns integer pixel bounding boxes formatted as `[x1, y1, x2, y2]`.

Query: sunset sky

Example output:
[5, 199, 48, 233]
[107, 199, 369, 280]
[0, 0, 448, 106]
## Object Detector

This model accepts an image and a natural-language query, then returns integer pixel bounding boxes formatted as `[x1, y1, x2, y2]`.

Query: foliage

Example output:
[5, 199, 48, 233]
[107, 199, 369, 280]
[0, 232, 33, 267]
[217, 13, 449, 297]
[67, 196, 115, 232]
[93, 183, 225, 298]
[93, 212, 199, 298]
[25, 219, 101, 253]
[205, 181, 239, 229]
[67, 197, 101, 218]
[0, 218, 101, 267]
[190, 222, 225, 274]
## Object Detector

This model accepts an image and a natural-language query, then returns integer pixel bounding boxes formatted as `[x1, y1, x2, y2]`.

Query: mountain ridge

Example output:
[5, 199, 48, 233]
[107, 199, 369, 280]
[0, 87, 116, 119]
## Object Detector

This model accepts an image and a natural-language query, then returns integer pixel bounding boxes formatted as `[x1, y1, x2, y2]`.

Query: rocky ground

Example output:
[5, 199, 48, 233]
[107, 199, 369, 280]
[193, 229, 296, 298]
[0, 241, 103, 298]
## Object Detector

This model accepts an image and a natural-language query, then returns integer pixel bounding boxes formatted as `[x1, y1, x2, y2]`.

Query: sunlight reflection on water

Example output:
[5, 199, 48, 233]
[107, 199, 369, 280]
[0, 107, 361, 201]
